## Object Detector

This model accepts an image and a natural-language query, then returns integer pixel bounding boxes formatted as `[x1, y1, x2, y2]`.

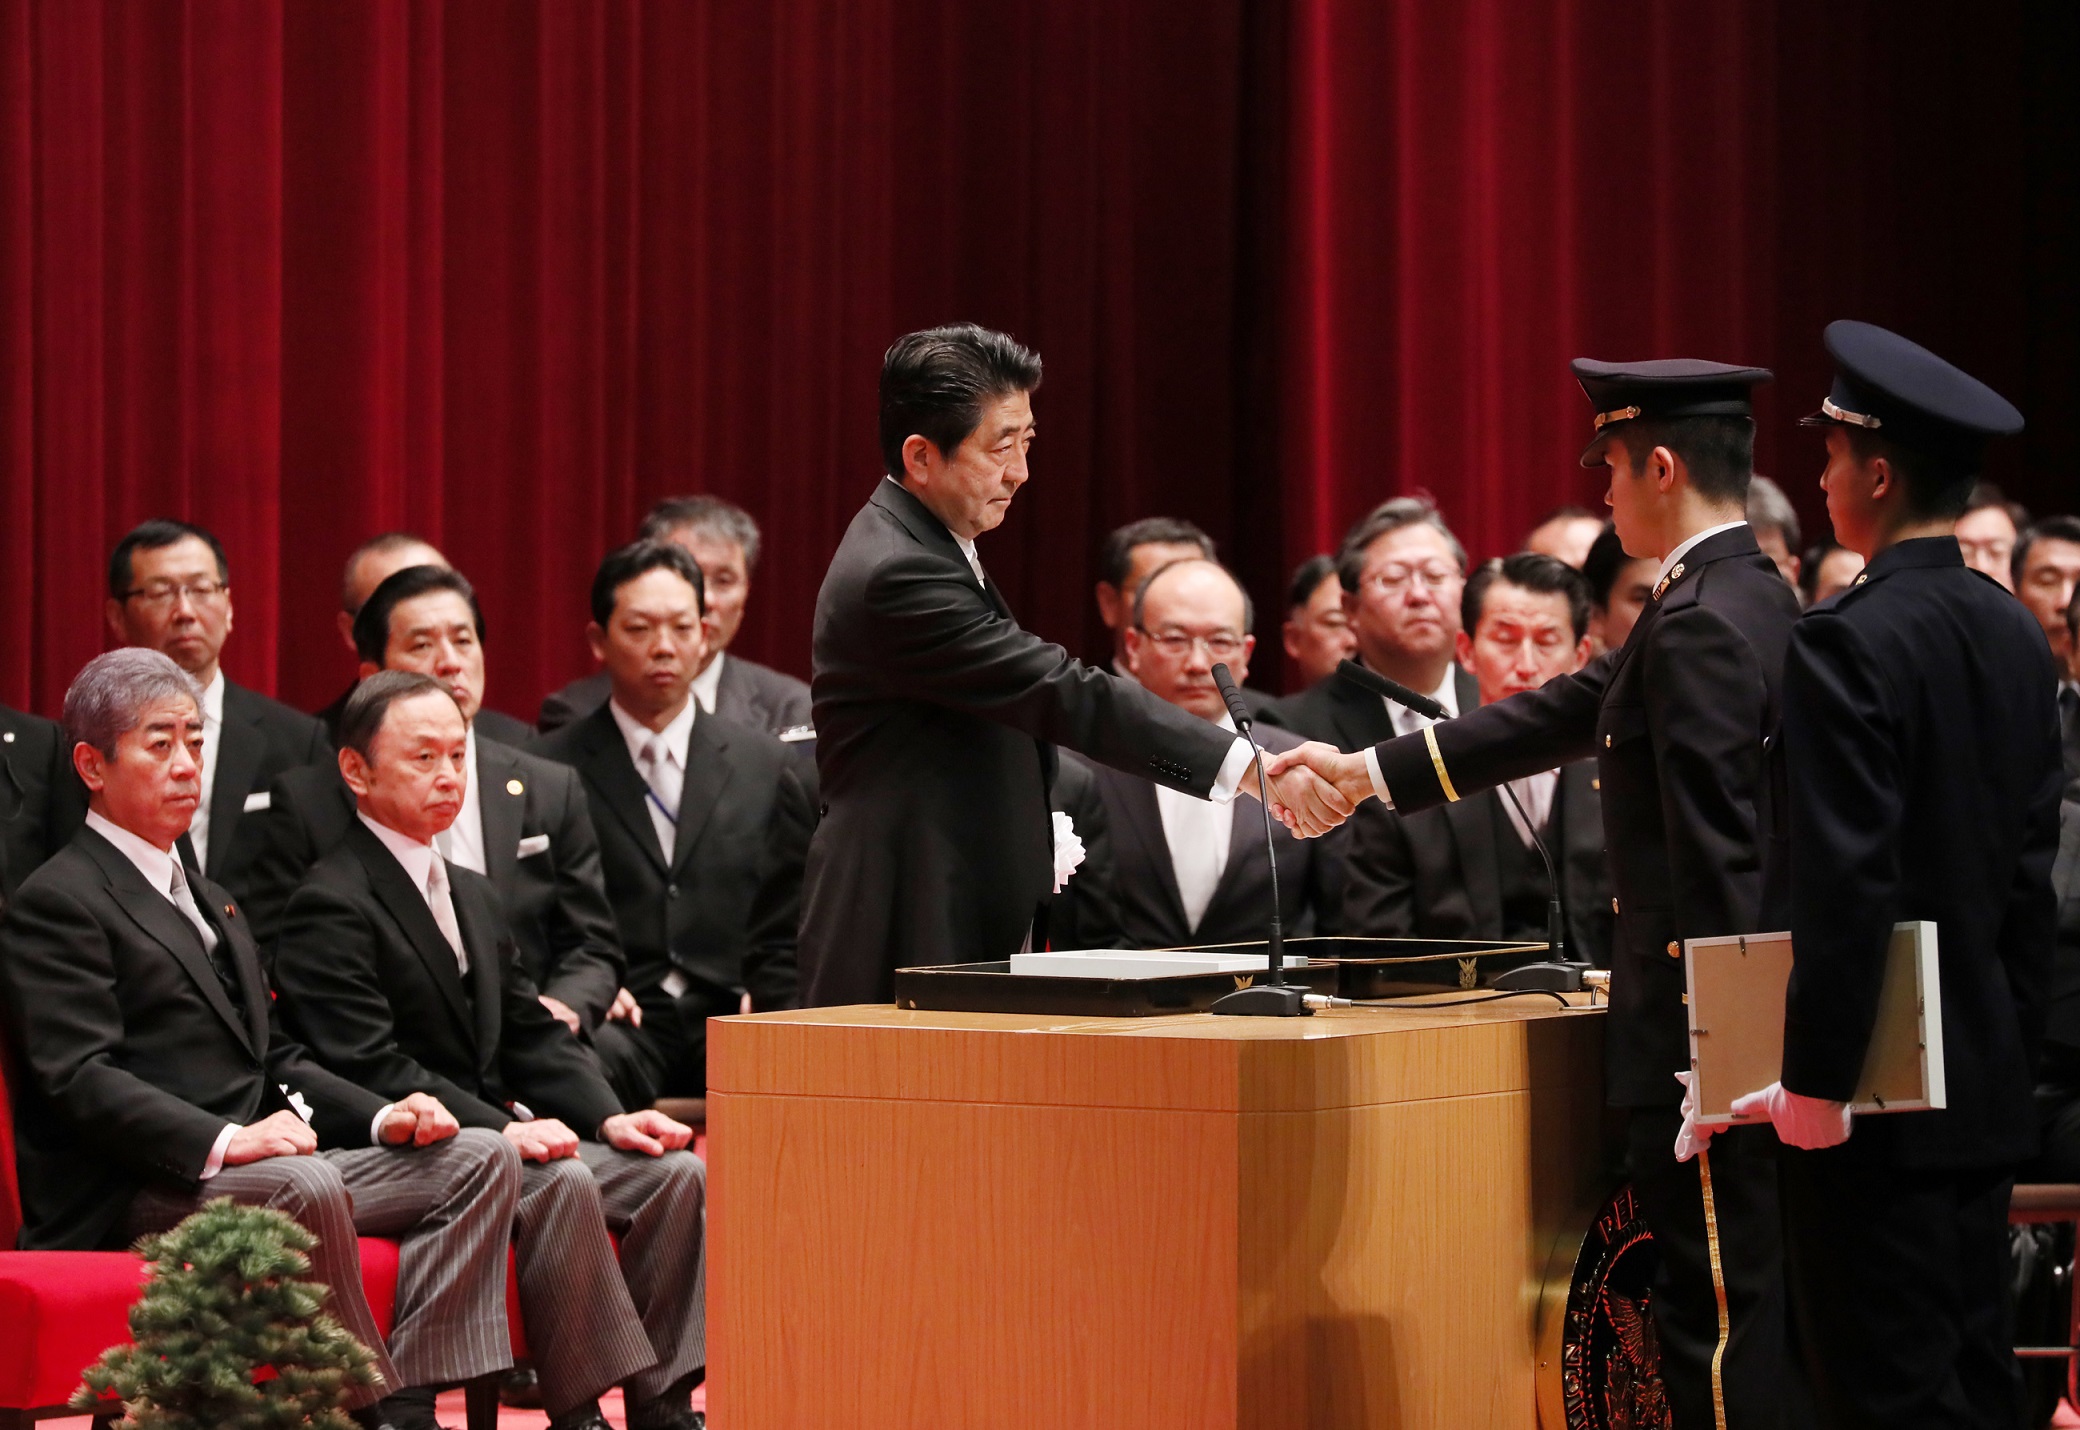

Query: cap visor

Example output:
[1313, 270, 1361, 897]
[1578, 433, 1613, 468]
[1797, 408, 1840, 429]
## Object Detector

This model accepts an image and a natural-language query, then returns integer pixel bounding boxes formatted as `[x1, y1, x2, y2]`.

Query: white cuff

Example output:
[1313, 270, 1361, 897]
[370, 1104, 397, 1147]
[1364, 746, 1393, 806]
[199, 1122, 239, 1180]
[1207, 736, 1257, 804]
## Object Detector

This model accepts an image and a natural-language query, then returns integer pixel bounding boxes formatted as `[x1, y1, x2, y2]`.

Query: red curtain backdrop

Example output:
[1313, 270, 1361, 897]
[2, 1, 2072, 714]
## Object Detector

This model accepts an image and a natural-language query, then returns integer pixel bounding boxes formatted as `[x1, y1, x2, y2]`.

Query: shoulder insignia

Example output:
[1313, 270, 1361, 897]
[778, 724, 817, 743]
[1652, 561, 1685, 602]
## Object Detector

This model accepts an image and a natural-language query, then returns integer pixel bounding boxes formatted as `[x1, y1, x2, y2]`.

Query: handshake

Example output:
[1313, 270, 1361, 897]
[1241, 742, 1377, 838]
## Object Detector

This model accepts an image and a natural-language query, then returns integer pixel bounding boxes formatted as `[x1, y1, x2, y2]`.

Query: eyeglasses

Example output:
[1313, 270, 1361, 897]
[1137, 628, 1246, 661]
[1362, 563, 1461, 594]
[122, 580, 229, 609]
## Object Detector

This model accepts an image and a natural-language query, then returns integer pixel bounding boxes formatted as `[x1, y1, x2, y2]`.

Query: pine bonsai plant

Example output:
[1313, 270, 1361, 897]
[72, 1196, 380, 1429]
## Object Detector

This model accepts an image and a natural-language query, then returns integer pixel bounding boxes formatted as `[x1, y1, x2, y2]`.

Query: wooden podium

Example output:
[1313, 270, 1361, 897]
[707, 998, 1608, 1429]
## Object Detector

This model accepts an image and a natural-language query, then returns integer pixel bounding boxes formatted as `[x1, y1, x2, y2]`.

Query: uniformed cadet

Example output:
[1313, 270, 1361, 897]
[1268, 357, 1803, 1429]
[1730, 321, 2062, 1428]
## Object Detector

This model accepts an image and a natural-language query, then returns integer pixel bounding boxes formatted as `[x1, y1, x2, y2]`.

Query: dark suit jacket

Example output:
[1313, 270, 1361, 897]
[0, 828, 386, 1249]
[1778, 537, 2063, 1170]
[272, 821, 623, 1135]
[1044, 753, 1118, 950]
[2040, 795, 2080, 1051]
[0, 704, 86, 903]
[195, 681, 331, 889]
[1058, 724, 1339, 949]
[531, 704, 810, 1018]
[1341, 759, 1614, 964]
[537, 655, 813, 737]
[236, 737, 625, 1029]
[1371, 526, 1800, 1107]
[1269, 661, 1481, 751]
[797, 481, 1238, 1004]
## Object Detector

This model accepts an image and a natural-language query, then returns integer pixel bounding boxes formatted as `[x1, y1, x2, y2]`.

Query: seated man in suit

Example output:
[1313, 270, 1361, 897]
[242, 565, 633, 1073]
[317, 534, 535, 748]
[533, 542, 812, 1105]
[105, 519, 330, 894]
[1274, 496, 1477, 747]
[1058, 557, 1337, 949]
[1342, 553, 1614, 966]
[539, 496, 810, 740]
[0, 650, 517, 1430]
[0, 701, 86, 899]
[273, 672, 708, 1430]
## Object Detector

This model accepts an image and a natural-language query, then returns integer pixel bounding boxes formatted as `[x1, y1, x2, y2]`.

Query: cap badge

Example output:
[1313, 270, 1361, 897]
[1821, 395, 1882, 429]
[1592, 404, 1643, 432]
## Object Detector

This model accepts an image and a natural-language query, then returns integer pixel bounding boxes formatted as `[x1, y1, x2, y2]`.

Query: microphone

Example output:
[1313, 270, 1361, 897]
[1335, 659, 1581, 988]
[1206, 663, 1308, 1018]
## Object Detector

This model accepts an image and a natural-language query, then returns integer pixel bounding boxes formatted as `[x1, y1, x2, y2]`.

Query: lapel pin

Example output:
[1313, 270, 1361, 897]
[506, 779, 525, 796]
[224, 902, 237, 918]
[2, 731, 13, 742]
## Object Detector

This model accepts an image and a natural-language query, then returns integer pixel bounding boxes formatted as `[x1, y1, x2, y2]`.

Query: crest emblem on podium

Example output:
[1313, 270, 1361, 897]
[1538, 1182, 1670, 1430]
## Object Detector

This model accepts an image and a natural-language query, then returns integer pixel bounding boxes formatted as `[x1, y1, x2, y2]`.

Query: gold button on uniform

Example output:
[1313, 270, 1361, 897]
[1591, 778, 1601, 790]
[1667, 941, 1681, 959]
[1611, 897, 1620, 914]
[506, 779, 525, 795]
[1605, 734, 1612, 748]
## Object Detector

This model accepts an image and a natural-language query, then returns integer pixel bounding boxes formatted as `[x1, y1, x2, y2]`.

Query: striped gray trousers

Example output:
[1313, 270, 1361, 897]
[126, 1126, 521, 1410]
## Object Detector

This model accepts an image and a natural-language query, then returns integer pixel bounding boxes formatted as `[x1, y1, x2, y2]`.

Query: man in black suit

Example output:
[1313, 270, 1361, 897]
[538, 496, 812, 741]
[1058, 557, 1337, 949]
[533, 542, 811, 1104]
[799, 324, 1344, 1005]
[0, 650, 519, 1430]
[1091, 517, 1214, 678]
[105, 520, 331, 892]
[273, 672, 708, 1430]
[1270, 358, 1800, 1430]
[0, 702, 85, 899]
[241, 564, 632, 1062]
[1341, 553, 1614, 966]
[1729, 323, 2061, 1428]
[1273, 497, 1480, 747]
[315, 534, 534, 748]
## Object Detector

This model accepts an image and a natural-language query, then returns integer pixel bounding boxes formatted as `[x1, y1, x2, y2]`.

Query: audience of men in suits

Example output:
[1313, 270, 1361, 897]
[0, 650, 522, 1430]
[1339, 553, 1614, 966]
[1579, 524, 1656, 656]
[1053, 558, 1339, 949]
[531, 542, 812, 1105]
[1521, 504, 1603, 569]
[1279, 553, 1358, 692]
[1956, 482, 2029, 591]
[2017, 514, 2080, 674]
[271, 671, 708, 1430]
[1745, 474, 1803, 588]
[104, 520, 332, 894]
[239, 565, 635, 1075]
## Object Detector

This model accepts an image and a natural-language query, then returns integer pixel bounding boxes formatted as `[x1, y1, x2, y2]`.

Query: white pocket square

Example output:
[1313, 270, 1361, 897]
[516, 834, 552, 859]
[243, 791, 272, 813]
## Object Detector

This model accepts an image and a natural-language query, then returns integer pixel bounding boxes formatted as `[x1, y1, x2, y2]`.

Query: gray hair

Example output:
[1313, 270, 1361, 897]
[1745, 474, 1801, 550]
[64, 649, 202, 757]
[639, 495, 762, 571]
[1336, 495, 1468, 593]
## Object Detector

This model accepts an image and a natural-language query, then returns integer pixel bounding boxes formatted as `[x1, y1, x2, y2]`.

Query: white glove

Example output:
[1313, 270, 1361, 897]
[1051, 811, 1086, 893]
[1673, 1071, 1717, 1163]
[1729, 1080, 1852, 1150]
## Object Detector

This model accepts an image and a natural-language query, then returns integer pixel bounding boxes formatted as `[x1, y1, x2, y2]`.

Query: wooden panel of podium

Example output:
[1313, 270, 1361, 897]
[706, 997, 1608, 1429]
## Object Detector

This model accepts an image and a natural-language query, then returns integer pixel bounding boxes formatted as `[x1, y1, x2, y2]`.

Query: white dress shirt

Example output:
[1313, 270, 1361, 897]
[1502, 770, 1558, 848]
[1156, 715, 1237, 932]
[360, 813, 467, 972]
[86, 809, 392, 1175]
[437, 724, 488, 876]
[610, 696, 697, 858]
[188, 671, 226, 870]
[690, 650, 727, 715]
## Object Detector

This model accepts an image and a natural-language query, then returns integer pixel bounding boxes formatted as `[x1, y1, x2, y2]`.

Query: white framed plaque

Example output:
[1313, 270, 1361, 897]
[1683, 920, 1944, 1125]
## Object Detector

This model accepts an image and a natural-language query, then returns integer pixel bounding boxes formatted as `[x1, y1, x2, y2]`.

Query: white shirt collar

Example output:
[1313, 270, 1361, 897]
[86, 809, 180, 894]
[358, 811, 436, 894]
[1656, 520, 1749, 590]
[886, 475, 986, 587]
[690, 649, 726, 715]
[199, 670, 225, 725]
[609, 695, 697, 772]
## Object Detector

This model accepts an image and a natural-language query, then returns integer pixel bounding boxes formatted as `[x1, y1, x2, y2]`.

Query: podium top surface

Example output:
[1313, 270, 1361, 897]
[708, 997, 1603, 1114]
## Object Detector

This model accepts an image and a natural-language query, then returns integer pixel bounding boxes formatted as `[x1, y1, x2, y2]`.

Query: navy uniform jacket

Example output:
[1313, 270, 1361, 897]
[798, 481, 1236, 1004]
[1371, 525, 1799, 1107]
[1778, 537, 2063, 1170]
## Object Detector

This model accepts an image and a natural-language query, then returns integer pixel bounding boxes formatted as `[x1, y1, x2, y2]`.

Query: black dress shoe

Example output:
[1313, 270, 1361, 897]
[498, 1365, 544, 1408]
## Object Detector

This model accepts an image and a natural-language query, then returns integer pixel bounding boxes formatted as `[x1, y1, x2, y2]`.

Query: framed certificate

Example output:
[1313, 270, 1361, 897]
[1683, 920, 1944, 1125]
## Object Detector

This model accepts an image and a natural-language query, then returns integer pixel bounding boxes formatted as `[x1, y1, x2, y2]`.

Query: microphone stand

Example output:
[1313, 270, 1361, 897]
[1207, 663, 1310, 1018]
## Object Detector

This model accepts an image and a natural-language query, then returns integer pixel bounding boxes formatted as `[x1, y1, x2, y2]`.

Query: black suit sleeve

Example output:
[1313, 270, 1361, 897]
[275, 879, 516, 1129]
[38, 733, 87, 867]
[534, 768, 626, 1026]
[1373, 651, 1610, 812]
[1340, 804, 1417, 936]
[488, 933, 626, 1135]
[743, 763, 813, 1010]
[0, 880, 232, 1180]
[865, 551, 1235, 792]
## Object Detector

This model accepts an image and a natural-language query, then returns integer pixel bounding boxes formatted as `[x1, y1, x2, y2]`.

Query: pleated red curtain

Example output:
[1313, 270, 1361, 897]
[1, 1, 2071, 712]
